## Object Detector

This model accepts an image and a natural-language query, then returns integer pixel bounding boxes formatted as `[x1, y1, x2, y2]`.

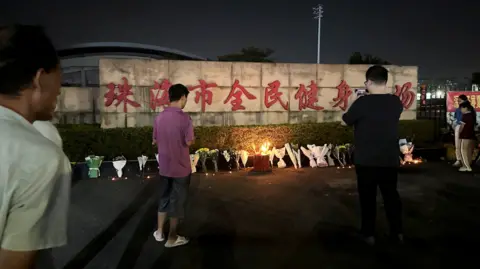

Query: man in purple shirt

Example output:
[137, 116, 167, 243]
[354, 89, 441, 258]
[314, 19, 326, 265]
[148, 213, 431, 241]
[152, 84, 194, 248]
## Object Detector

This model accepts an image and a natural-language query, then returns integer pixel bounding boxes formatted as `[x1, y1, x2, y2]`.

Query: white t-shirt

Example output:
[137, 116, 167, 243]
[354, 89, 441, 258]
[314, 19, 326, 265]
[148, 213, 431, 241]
[0, 108, 71, 252]
[33, 121, 63, 148]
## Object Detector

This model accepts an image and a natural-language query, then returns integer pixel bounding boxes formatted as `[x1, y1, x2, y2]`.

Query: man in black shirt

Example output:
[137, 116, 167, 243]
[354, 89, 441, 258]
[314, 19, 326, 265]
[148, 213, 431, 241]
[342, 65, 404, 245]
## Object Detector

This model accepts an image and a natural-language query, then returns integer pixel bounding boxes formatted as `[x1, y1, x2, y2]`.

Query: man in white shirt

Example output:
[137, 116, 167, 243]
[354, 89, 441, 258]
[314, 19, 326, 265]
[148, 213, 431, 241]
[33, 121, 63, 148]
[0, 24, 71, 269]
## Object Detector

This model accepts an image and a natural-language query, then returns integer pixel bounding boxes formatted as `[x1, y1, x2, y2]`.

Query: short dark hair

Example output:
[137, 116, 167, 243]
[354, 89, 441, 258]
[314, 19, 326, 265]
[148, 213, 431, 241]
[0, 24, 59, 96]
[459, 94, 468, 101]
[168, 84, 189, 102]
[365, 65, 388, 84]
[460, 101, 473, 110]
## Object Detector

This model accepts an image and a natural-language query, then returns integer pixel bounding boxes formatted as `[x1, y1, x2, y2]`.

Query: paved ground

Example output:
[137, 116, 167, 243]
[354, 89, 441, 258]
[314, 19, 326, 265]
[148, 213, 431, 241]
[51, 162, 480, 269]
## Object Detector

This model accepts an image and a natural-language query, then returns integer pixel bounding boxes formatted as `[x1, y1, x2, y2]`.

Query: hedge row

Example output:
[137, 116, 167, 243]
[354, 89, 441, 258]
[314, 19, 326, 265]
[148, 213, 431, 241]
[58, 120, 436, 162]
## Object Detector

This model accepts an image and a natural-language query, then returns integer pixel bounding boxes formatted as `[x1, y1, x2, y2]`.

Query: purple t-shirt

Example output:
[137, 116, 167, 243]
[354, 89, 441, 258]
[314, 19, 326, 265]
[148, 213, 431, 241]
[153, 107, 194, 178]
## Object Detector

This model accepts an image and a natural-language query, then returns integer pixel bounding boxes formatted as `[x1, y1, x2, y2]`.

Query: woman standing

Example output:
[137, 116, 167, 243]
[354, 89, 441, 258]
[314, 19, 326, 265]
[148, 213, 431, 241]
[458, 102, 477, 172]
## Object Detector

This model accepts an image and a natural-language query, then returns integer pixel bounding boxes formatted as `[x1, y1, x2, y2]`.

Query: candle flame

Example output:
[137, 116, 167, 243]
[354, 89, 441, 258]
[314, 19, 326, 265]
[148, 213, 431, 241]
[253, 142, 271, 156]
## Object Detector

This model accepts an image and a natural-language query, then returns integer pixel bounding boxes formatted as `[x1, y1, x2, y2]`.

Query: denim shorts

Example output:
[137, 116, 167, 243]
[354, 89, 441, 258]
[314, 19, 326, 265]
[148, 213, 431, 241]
[158, 174, 191, 218]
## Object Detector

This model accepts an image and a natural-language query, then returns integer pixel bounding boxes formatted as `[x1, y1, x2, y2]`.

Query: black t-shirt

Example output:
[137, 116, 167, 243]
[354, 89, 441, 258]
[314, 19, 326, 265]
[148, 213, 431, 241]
[342, 94, 403, 167]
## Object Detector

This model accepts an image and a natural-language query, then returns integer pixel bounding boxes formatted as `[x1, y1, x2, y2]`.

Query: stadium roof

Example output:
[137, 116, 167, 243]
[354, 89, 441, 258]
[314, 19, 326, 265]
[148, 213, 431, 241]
[57, 42, 207, 61]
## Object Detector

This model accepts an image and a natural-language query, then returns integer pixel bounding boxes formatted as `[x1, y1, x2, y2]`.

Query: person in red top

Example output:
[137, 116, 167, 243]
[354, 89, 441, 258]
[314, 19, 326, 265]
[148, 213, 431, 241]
[458, 102, 477, 172]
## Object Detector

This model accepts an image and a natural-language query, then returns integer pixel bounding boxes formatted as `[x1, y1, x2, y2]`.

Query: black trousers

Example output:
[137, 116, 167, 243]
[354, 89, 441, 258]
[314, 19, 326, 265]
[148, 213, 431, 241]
[355, 165, 403, 237]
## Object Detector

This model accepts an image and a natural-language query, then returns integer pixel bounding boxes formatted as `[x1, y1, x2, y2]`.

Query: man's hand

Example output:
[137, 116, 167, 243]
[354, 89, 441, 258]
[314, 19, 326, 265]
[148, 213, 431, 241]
[152, 141, 156, 146]
[0, 249, 36, 269]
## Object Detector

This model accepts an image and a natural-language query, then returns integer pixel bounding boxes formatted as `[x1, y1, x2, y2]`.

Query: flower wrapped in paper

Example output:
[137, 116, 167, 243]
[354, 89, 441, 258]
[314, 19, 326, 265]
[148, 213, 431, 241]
[137, 155, 148, 171]
[333, 145, 346, 167]
[155, 153, 160, 170]
[274, 147, 286, 168]
[112, 156, 127, 177]
[190, 153, 199, 173]
[269, 147, 276, 167]
[399, 138, 415, 164]
[234, 150, 242, 170]
[222, 150, 234, 171]
[345, 143, 355, 165]
[240, 150, 249, 168]
[196, 148, 210, 173]
[85, 155, 104, 178]
[316, 144, 329, 167]
[285, 143, 301, 169]
[326, 144, 335, 166]
[208, 149, 220, 173]
[301, 146, 317, 168]
[292, 144, 302, 168]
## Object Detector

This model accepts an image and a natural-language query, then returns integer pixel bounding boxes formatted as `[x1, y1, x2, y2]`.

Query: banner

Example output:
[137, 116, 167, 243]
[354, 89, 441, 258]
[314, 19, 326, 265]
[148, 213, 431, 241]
[446, 91, 480, 112]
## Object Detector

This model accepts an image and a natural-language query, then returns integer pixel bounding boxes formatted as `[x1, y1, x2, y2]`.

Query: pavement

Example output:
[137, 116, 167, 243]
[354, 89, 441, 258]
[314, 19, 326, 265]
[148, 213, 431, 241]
[51, 162, 480, 269]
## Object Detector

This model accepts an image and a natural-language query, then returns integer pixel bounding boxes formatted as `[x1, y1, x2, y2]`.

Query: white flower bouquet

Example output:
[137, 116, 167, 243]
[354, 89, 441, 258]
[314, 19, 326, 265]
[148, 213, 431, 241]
[190, 153, 199, 173]
[112, 156, 127, 177]
[301, 146, 317, 168]
[274, 147, 286, 168]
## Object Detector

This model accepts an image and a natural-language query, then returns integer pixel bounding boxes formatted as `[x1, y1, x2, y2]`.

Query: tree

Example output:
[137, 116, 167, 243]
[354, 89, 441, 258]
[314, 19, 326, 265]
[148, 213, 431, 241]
[218, 46, 274, 62]
[348, 52, 391, 65]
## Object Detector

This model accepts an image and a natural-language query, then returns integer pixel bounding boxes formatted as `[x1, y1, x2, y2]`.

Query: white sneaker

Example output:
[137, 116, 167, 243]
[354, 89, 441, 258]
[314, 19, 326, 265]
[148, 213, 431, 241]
[453, 161, 462, 167]
[153, 231, 164, 242]
[459, 166, 472, 172]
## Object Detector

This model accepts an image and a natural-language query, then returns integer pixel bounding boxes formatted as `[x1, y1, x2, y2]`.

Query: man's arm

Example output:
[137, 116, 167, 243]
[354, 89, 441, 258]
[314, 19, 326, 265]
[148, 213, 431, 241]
[185, 117, 195, 147]
[342, 98, 362, 126]
[0, 152, 67, 269]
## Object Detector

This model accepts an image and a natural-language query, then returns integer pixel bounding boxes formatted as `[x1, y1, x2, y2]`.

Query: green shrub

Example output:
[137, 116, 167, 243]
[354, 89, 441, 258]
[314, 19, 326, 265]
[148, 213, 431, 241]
[58, 120, 436, 161]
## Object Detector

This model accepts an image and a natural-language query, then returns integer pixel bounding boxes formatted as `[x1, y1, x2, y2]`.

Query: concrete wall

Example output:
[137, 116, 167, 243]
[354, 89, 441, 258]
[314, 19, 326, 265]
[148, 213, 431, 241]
[55, 59, 418, 128]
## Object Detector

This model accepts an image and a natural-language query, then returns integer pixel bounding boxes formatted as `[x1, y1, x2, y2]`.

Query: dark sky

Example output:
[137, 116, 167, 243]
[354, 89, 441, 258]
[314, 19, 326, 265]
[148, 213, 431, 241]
[1, 0, 478, 79]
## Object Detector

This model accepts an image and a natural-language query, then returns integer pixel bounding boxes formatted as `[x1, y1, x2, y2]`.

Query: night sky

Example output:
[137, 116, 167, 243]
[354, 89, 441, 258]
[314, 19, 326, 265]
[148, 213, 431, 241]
[0, 0, 478, 79]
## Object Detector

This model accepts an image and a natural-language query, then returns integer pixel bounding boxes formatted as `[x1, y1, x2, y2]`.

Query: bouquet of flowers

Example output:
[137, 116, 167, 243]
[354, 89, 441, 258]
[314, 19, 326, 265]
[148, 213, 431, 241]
[301, 146, 317, 168]
[274, 147, 286, 168]
[240, 150, 249, 168]
[155, 153, 159, 169]
[269, 147, 276, 167]
[190, 153, 199, 173]
[317, 144, 329, 167]
[85, 155, 104, 178]
[208, 149, 220, 173]
[326, 144, 335, 166]
[292, 144, 302, 168]
[285, 143, 301, 169]
[222, 150, 234, 171]
[333, 145, 346, 167]
[196, 148, 210, 173]
[234, 150, 242, 170]
[399, 138, 414, 163]
[137, 155, 148, 171]
[112, 156, 127, 177]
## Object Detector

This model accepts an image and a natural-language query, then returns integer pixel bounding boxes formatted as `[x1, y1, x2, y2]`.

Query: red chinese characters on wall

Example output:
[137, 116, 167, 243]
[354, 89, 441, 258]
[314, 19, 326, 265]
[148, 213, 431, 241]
[224, 79, 257, 111]
[188, 80, 217, 112]
[332, 80, 353, 111]
[264, 80, 289, 110]
[294, 80, 324, 111]
[149, 79, 171, 110]
[104, 77, 141, 113]
[394, 82, 415, 109]
[104, 78, 416, 112]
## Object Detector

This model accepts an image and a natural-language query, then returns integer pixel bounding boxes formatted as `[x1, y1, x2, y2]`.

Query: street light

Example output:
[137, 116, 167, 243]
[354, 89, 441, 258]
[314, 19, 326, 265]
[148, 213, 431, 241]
[312, 4, 324, 64]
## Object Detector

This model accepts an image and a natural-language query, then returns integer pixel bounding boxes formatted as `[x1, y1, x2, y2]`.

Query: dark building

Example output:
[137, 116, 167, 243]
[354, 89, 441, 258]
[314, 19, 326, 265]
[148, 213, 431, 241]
[58, 42, 207, 87]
